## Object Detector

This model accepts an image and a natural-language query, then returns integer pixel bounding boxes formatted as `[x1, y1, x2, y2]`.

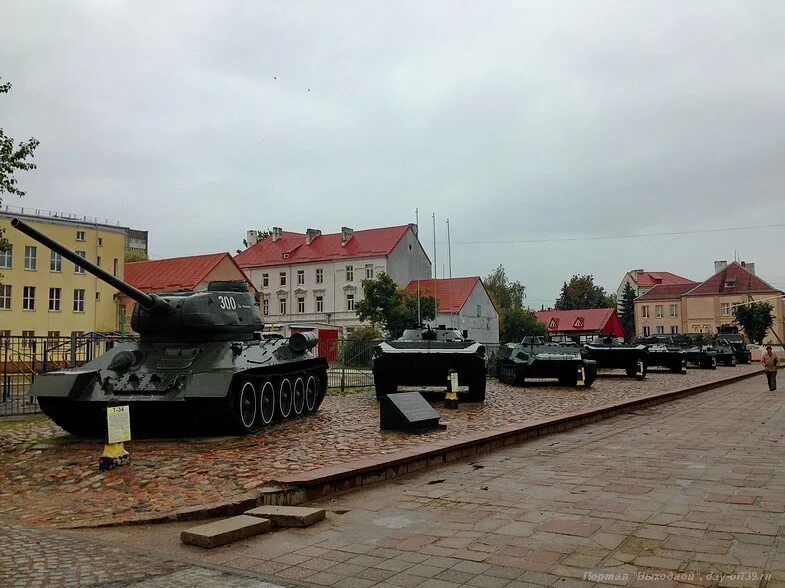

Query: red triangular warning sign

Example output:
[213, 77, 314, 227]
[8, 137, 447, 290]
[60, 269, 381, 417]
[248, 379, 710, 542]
[548, 318, 559, 329]
[573, 317, 584, 329]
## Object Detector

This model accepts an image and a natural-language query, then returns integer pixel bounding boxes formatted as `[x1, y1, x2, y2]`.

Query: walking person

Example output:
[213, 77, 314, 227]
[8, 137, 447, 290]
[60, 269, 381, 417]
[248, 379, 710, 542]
[762, 345, 779, 391]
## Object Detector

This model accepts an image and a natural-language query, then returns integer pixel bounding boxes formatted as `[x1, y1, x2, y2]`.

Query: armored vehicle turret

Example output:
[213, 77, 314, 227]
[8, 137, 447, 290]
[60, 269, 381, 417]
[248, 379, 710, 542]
[582, 336, 648, 379]
[12, 218, 328, 437]
[497, 337, 598, 387]
[372, 326, 487, 402]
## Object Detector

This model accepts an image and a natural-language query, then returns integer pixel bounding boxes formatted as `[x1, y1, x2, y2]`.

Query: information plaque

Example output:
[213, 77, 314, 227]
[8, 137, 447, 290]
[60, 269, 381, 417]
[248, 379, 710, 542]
[380, 392, 445, 433]
[106, 405, 131, 444]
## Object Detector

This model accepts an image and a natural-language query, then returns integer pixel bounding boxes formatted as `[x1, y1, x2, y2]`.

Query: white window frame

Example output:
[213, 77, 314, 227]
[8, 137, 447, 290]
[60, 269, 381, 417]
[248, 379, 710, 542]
[0, 284, 11, 309]
[642, 305, 649, 318]
[279, 272, 287, 286]
[76, 230, 86, 241]
[262, 273, 269, 287]
[297, 296, 305, 313]
[279, 298, 287, 314]
[655, 305, 663, 318]
[720, 303, 731, 316]
[656, 326, 664, 334]
[316, 295, 323, 313]
[50, 251, 62, 272]
[365, 264, 374, 279]
[346, 265, 354, 282]
[49, 287, 62, 312]
[263, 298, 269, 316]
[0, 245, 12, 269]
[643, 326, 650, 336]
[73, 289, 85, 312]
[74, 251, 86, 273]
[24, 246, 36, 270]
[23, 286, 35, 311]
[297, 270, 305, 285]
[315, 268, 323, 284]
[669, 304, 678, 318]
[346, 293, 355, 311]
[671, 326, 679, 334]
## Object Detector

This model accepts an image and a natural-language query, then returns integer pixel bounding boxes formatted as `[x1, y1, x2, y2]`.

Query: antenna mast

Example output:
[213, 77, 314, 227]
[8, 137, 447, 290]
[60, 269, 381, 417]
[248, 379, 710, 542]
[447, 218, 453, 328]
[416, 208, 421, 325]
[432, 213, 437, 280]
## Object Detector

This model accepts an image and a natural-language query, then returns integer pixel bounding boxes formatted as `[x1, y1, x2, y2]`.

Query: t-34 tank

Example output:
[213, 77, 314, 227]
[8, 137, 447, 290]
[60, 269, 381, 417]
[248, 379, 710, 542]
[582, 336, 648, 379]
[638, 336, 687, 373]
[497, 337, 598, 387]
[12, 218, 328, 437]
[372, 326, 486, 401]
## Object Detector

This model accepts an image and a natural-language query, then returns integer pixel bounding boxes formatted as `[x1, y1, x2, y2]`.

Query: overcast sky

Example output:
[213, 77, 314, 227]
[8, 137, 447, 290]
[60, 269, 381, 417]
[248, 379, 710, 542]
[2, 1, 785, 306]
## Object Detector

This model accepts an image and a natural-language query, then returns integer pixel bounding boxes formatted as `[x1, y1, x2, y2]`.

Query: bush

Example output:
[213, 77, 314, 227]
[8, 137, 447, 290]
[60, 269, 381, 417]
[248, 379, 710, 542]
[342, 325, 383, 368]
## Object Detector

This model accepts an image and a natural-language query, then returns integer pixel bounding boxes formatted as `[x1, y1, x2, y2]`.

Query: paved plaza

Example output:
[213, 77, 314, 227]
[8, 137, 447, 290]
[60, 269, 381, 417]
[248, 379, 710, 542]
[0, 366, 755, 528]
[60, 375, 784, 587]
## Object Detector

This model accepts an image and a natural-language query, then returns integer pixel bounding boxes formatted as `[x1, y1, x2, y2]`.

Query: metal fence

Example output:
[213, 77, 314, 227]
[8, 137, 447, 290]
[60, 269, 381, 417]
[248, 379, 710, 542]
[0, 334, 504, 416]
[0, 334, 133, 417]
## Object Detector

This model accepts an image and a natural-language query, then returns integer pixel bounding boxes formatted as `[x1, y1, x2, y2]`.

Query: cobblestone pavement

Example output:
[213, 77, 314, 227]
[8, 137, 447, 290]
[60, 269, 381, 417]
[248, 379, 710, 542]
[82, 376, 785, 587]
[0, 521, 289, 587]
[0, 366, 756, 527]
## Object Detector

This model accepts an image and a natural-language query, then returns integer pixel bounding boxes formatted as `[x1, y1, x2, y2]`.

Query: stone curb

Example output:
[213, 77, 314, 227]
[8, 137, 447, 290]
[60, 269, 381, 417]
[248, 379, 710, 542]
[64, 369, 763, 529]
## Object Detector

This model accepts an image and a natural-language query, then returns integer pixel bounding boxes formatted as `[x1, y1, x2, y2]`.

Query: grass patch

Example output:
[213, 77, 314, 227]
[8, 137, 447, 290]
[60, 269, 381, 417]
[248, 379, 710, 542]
[327, 386, 375, 396]
[0, 413, 49, 430]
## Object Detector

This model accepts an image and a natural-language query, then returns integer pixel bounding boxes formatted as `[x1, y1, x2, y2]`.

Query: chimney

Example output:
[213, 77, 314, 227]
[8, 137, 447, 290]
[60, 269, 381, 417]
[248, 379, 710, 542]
[305, 228, 321, 245]
[409, 223, 418, 236]
[741, 261, 755, 275]
[272, 227, 283, 242]
[245, 230, 259, 247]
[341, 227, 353, 246]
[714, 260, 728, 273]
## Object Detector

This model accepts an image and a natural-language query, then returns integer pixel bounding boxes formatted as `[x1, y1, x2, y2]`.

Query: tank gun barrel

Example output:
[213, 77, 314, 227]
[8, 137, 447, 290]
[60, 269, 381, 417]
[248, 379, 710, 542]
[11, 217, 156, 309]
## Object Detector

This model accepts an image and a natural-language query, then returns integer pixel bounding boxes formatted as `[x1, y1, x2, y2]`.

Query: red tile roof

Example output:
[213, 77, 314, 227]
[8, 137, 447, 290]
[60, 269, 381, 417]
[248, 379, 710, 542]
[684, 262, 781, 296]
[635, 282, 698, 301]
[125, 253, 252, 293]
[406, 277, 482, 313]
[535, 308, 624, 337]
[234, 225, 415, 268]
[633, 271, 695, 287]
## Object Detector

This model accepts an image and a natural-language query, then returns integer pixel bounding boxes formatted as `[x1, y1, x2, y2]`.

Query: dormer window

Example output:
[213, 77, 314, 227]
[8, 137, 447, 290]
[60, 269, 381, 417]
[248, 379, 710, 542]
[724, 279, 736, 288]
[283, 253, 289, 259]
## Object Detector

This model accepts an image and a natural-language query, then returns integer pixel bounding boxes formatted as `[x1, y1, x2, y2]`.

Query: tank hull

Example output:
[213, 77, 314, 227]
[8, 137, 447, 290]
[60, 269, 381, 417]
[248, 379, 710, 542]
[645, 350, 686, 373]
[582, 344, 648, 378]
[498, 357, 598, 387]
[30, 339, 328, 437]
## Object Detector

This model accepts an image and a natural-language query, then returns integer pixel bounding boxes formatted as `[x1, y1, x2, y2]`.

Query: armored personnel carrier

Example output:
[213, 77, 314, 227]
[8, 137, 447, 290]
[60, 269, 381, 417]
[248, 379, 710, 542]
[12, 218, 328, 437]
[638, 336, 687, 373]
[497, 337, 598, 387]
[712, 339, 737, 366]
[715, 326, 751, 364]
[372, 326, 486, 401]
[673, 335, 717, 369]
[582, 337, 648, 379]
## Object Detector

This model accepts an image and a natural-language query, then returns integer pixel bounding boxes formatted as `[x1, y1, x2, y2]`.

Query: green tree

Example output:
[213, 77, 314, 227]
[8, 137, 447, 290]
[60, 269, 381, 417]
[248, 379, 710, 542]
[484, 264, 526, 310]
[342, 324, 383, 367]
[124, 250, 149, 263]
[733, 302, 775, 344]
[355, 272, 436, 338]
[618, 282, 637, 342]
[555, 274, 615, 310]
[501, 307, 547, 343]
[1, 78, 39, 251]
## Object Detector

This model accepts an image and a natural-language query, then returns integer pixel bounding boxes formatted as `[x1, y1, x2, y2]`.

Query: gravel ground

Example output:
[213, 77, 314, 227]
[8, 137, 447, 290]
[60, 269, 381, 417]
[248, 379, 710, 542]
[0, 365, 758, 528]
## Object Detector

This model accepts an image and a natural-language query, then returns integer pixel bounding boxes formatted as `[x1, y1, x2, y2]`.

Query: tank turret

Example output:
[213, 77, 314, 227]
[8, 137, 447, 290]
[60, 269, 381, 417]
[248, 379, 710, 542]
[11, 218, 327, 436]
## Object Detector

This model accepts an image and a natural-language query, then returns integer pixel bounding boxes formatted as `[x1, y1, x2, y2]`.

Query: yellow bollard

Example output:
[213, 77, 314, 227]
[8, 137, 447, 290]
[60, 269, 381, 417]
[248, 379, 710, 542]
[636, 360, 645, 380]
[577, 366, 585, 387]
[100, 405, 131, 472]
[681, 358, 687, 374]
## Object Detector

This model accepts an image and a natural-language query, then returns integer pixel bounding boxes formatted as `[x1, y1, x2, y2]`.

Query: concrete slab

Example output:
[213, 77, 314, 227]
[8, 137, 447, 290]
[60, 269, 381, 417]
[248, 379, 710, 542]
[180, 515, 271, 549]
[245, 505, 326, 527]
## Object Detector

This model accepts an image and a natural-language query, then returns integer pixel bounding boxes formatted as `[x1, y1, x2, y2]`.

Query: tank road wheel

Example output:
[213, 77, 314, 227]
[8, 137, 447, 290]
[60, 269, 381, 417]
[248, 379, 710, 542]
[305, 375, 318, 412]
[259, 380, 276, 426]
[233, 380, 258, 433]
[293, 377, 306, 415]
[278, 378, 293, 419]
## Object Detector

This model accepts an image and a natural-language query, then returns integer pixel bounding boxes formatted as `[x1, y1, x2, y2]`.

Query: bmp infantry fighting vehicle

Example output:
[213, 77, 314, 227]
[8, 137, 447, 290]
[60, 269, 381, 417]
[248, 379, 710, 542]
[638, 336, 687, 373]
[13, 218, 328, 437]
[582, 336, 648, 379]
[497, 337, 598, 387]
[372, 326, 487, 402]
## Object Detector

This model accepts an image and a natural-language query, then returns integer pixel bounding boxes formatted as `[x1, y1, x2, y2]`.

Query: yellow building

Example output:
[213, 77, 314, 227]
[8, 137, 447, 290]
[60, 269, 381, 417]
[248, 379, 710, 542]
[0, 208, 129, 338]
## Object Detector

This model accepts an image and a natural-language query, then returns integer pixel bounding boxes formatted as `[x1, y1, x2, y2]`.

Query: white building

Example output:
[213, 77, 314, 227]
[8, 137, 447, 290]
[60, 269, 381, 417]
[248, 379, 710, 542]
[406, 277, 500, 343]
[234, 224, 431, 334]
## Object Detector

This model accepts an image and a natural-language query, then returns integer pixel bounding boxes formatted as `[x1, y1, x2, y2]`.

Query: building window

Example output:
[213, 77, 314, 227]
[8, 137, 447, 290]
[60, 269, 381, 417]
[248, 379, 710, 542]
[97, 237, 103, 247]
[297, 270, 304, 285]
[95, 292, 101, 301]
[315, 268, 323, 284]
[24, 246, 36, 270]
[279, 298, 287, 314]
[113, 259, 119, 277]
[643, 326, 650, 336]
[74, 250, 86, 273]
[656, 326, 664, 334]
[96, 256, 101, 267]
[316, 295, 323, 312]
[365, 264, 374, 279]
[669, 304, 678, 318]
[477, 304, 482, 317]
[262, 273, 269, 287]
[346, 293, 355, 311]
[346, 265, 354, 282]
[49, 288, 61, 311]
[720, 303, 730, 316]
[47, 331, 60, 343]
[0, 244, 12, 268]
[263, 298, 269, 316]
[655, 305, 663, 318]
[642, 305, 649, 318]
[23, 286, 35, 311]
[0, 284, 10, 309]
[76, 230, 86, 241]
[21, 330, 35, 348]
[0, 330, 10, 342]
[297, 296, 305, 313]
[73, 289, 85, 312]
[671, 326, 679, 334]
[279, 272, 287, 286]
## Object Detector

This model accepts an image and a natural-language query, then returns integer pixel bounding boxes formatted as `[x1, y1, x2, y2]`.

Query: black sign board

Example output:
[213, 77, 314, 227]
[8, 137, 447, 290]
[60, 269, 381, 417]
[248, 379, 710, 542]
[380, 392, 445, 433]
